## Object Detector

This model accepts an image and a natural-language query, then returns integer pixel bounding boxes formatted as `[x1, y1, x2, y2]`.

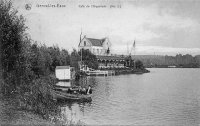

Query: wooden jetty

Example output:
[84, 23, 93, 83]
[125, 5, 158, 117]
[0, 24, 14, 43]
[85, 70, 115, 76]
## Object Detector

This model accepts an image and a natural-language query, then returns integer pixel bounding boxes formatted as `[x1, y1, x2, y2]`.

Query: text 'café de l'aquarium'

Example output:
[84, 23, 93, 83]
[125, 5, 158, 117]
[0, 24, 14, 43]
[78, 35, 135, 69]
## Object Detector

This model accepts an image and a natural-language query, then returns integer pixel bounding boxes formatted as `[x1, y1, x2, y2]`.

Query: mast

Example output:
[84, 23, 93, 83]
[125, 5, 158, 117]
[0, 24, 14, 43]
[133, 39, 136, 68]
[80, 28, 82, 63]
[81, 48, 82, 63]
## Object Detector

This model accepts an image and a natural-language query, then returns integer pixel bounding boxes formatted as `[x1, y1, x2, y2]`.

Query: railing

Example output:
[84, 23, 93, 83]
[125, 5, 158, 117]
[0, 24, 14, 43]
[86, 70, 108, 76]
[85, 70, 115, 76]
[108, 70, 115, 76]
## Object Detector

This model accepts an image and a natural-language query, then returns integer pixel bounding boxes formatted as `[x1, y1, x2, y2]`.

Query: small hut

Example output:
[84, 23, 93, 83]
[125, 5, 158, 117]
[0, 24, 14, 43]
[55, 66, 73, 81]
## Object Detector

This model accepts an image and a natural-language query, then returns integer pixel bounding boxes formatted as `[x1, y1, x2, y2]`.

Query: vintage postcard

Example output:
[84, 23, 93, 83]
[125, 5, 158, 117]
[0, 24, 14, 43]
[1, 0, 200, 125]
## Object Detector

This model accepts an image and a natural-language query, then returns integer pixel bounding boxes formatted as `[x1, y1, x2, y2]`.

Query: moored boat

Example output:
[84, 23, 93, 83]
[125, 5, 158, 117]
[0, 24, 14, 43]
[53, 90, 92, 102]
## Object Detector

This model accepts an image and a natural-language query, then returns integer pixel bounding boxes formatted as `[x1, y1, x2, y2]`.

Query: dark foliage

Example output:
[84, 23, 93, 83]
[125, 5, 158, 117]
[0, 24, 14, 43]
[0, 1, 70, 119]
[70, 48, 80, 71]
[0, 0, 29, 94]
[78, 49, 99, 69]
[135, 60, 144, 69]
[138, 54, 200, 68]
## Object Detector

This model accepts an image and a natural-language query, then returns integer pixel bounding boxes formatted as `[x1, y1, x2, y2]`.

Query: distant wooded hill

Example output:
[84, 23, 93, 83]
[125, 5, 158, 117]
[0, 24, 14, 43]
[131, 54, 200, 68]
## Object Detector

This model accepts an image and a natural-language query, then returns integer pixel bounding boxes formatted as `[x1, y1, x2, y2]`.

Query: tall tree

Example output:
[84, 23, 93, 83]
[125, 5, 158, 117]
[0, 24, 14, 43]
[135, 60, 144, 69]
[78, 49, 98, 69]
[0, 1, 30, 93]
[70, 49, 80, 71]
[60, 49, 70, 66]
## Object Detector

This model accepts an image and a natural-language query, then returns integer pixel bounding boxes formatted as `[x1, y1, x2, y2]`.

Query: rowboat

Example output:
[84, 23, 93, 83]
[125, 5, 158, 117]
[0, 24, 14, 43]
[53, 90, 92, 102]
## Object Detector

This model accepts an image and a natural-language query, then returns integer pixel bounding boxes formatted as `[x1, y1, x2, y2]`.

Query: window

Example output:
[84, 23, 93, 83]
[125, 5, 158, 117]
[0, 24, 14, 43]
[84, 41, 86, 46]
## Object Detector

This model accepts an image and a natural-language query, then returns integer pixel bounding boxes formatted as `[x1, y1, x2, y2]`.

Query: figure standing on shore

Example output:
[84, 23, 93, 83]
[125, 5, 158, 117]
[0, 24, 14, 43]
[87, 85, 92, 94]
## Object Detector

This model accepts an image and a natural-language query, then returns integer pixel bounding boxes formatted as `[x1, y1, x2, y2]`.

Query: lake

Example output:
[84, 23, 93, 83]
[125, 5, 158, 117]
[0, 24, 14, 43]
[60, 68, 200, 125]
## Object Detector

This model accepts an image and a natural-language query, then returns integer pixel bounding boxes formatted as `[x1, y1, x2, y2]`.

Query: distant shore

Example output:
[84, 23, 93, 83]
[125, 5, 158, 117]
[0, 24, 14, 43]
[146, 66, 200, 68]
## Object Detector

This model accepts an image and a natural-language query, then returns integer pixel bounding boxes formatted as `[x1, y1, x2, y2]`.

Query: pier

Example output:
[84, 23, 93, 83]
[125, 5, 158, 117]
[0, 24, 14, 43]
[85, 70, 115, 76]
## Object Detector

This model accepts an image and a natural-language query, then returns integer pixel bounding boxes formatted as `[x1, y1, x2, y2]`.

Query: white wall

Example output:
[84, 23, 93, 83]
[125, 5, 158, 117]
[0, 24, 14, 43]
[78, 38, 92, 51]
[55, 69, 70, 80]
[79, 38, 91, 47]
[91, 46, 104, 55]
[102, 38, 112, 55]
[78, 37, 111, 55]
[78, 46, 91, 52]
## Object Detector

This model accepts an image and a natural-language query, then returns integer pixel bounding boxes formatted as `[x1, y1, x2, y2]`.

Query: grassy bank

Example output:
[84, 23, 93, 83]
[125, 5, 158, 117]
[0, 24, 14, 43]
[0, 93, 86, 125]
[15, 76, 59, 118]
[0, 95, 54, 125]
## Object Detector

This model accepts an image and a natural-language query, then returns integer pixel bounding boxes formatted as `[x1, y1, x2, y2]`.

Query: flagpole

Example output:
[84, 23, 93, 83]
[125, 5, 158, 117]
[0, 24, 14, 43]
[81, 48, 82, 63]
[134, 40, 136, 69]
[80, 28, 82, 63]
[80, 28, 83, 71]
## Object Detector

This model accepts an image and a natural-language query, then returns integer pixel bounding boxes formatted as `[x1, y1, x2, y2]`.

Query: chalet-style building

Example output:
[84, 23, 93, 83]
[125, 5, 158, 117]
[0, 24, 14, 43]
[78, 36, 111, 56]
[78, 35, 134, 69]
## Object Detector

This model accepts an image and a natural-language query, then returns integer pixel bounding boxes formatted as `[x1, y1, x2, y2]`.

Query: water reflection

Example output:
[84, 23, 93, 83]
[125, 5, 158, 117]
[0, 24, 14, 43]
[59, 100, 92, 124]
[57, 77, 95, 124]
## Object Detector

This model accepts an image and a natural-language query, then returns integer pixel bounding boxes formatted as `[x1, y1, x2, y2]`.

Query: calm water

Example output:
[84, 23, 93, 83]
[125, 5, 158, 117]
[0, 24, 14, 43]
[61, 68, 200, 125]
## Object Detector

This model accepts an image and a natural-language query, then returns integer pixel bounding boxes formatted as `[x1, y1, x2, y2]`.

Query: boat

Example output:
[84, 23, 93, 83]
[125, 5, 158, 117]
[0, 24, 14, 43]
[54, 84, 70, 91]
[53, 90, 92, 102]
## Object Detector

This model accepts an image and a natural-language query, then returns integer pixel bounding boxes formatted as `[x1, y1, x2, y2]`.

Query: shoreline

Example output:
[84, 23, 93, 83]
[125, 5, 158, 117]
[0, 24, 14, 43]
[114, 68, 150, 75]
[77, 68, 150, 78]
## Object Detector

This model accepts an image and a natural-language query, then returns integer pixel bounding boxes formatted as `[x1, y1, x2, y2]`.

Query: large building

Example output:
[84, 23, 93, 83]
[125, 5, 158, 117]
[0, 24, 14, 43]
[78, 36, 111, 56]
[78, 35, 133, 69]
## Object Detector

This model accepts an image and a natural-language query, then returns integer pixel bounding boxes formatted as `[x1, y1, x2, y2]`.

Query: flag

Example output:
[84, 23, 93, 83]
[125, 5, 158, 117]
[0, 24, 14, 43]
[133, 40, 135, 48]
[80, 30, 82, 43]
[133, 40, 136, 56]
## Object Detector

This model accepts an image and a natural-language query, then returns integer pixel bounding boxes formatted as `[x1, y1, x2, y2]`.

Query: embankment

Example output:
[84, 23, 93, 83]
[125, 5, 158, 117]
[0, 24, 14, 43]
[114, 68, 150, 75]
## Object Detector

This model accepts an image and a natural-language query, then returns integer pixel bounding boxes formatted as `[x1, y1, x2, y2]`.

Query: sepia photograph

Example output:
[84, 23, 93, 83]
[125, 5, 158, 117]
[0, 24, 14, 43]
[1, 0, 200, 125]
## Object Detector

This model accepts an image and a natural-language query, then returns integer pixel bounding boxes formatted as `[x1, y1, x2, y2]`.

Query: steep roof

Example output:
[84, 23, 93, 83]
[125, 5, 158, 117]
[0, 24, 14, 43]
[86, 38, 106, 47]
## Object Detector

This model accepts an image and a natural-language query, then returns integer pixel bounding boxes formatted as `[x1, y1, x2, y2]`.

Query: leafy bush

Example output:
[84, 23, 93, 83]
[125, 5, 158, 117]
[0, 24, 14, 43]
[78, 49, 99, 69]
[135, 60, 144, 69]
[20, 77, 59, 119]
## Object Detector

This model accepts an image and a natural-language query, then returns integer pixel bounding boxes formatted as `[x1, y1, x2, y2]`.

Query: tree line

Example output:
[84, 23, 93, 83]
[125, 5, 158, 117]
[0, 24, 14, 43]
[136, 54, 200, 68]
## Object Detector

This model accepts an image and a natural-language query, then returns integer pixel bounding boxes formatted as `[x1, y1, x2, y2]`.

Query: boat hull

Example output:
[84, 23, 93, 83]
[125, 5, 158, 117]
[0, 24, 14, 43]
[53, 91, 92, 102]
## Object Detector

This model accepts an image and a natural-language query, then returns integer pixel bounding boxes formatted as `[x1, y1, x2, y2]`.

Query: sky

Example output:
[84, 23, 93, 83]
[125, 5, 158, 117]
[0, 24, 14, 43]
[13, 0, 200, 56]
